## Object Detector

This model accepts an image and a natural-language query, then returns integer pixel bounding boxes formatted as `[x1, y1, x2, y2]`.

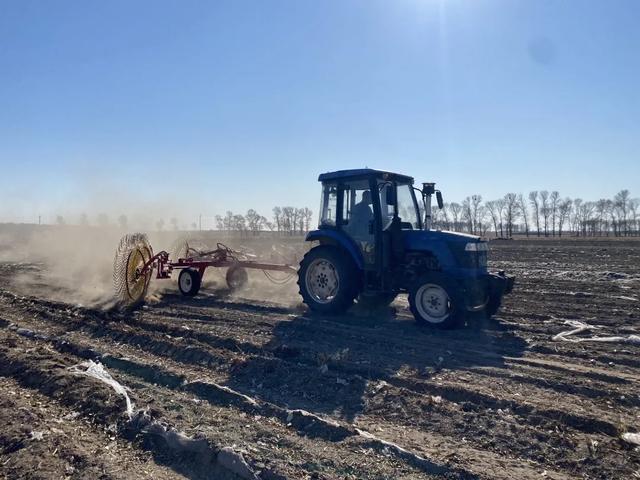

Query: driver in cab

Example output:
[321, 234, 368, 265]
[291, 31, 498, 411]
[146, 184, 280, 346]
[348, 190, 373, 237]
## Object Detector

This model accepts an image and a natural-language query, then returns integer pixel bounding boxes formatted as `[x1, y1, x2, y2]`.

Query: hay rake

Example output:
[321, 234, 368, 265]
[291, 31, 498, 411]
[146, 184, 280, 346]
[113, 234, 297, 306]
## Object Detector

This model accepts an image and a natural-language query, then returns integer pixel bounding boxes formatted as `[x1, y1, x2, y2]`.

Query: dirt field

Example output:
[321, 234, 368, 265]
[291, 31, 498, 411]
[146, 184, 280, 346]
[0, 229, 639, 479]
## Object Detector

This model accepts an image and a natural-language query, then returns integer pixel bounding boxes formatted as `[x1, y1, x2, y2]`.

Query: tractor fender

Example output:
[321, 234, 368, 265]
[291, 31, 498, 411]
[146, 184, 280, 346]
[305, 229, 364, 270]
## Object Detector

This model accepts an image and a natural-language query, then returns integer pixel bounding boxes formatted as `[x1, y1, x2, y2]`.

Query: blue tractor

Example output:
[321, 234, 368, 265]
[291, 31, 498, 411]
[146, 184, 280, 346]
[297, 169, 514, 329]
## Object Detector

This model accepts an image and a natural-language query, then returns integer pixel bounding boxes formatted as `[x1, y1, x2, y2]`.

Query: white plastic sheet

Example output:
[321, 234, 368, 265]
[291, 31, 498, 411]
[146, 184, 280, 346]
[68, 360, 134, 418]
[553, 320, 640, 345]
[622, 432, 640, 446]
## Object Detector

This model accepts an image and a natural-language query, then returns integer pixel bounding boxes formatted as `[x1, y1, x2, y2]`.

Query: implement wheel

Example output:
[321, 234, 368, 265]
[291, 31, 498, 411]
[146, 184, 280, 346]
[178, 269, 201, 297]
[113, 234, 153, 306]
[226, 265, 248, 291]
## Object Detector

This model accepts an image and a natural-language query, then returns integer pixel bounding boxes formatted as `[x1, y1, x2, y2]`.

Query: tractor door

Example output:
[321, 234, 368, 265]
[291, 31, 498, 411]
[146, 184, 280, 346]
[339, 179, 377, 269]
[377, 181, 421, 281]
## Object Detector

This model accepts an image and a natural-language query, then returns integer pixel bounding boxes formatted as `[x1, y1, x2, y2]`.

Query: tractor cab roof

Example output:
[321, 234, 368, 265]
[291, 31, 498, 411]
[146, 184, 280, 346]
[318, 168, 414, 184]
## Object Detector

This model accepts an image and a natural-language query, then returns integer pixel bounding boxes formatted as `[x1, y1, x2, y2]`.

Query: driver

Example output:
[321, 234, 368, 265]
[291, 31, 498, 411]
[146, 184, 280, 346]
[349, 190, 373, 236]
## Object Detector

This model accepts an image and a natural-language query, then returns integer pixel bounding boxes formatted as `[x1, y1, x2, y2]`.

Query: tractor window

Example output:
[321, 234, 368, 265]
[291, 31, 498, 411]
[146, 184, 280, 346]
[320, 184, 338, 226]
[341, 180, 373, 235]
[341, 179, 376, 266]
[397, 184, 420, 229]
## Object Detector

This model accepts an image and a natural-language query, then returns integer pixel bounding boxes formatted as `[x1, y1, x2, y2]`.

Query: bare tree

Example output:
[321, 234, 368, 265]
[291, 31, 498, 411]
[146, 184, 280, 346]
[224, 211, 234, 231]
[630, 198, 639, 235]
[232, 214, 247, 236]
[448, 202, 462, 231]
[439, 203, 451, 230]
[56, 215, 65, 225]
[539, 190, 550, 236]
[517, 194, 530, 237]
[594, 199, 609, 235]
[503, 193, 519, 238]
[272, 207, 282, 234]
[281, 207, 295, 234]
[118, 214, 128, 229]
[461, 197, 473, 234]
[571, 199, 582, 235]
[581, 201, 596, 236]
[496, 199, 506, 237]
[605, 199, 617, 236]
[170, 217, 179, 231]
[614, 189, 631, 236]
[215, 215, 224, 231]
[245, 209, 264, 235]
[471, 195, 483, 235]
[300, 207, 314, 232]
[432, 206, 444, 229]
[557, 199, 572, 236]
[528, 191, 541, 237]
[550, 191, 560, 236]
[485, 201, 500, 236]
[156, 219, 165, 231]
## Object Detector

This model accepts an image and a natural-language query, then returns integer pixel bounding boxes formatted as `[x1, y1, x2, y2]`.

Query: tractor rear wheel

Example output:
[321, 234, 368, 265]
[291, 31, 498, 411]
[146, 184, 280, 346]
[409, 273, 464, 329]
[178, 269, 201, 297]
[298, 246, 358, 314]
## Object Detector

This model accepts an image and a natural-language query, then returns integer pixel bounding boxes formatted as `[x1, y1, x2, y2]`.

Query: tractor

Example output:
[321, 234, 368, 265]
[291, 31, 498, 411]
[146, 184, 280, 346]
[297, 169, 514, 328]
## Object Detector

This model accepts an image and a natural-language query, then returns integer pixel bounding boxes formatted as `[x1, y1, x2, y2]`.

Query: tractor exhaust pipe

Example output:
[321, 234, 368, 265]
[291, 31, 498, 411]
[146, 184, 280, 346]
[421, 183, 443, 231]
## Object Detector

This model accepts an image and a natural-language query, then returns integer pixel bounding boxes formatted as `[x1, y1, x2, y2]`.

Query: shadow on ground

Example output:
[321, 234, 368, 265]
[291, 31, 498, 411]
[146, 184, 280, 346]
[174, 292, 531, 423]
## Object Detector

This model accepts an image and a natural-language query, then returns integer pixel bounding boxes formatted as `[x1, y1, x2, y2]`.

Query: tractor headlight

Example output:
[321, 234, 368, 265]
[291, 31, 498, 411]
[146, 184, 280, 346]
[465, 242, 488, 252]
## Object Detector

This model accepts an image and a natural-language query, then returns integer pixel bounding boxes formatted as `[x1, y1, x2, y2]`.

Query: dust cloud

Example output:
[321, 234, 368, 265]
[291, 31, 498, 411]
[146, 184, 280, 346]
[0, 224, 306, 310]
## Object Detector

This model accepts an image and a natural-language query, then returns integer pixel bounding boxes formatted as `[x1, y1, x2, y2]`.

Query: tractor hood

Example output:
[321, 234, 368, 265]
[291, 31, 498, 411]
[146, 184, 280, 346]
[404, 229, 480, 248]
[403, 229, 486, 271]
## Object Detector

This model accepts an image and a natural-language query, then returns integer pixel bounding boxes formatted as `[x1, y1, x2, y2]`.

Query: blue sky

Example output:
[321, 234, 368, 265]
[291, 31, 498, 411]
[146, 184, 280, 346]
[1, 0, 639, 226]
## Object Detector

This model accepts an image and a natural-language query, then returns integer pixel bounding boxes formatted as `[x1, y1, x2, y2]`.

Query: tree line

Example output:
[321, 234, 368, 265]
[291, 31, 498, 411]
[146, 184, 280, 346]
[214, 207, 313, 236]
[52, 207, 315, 236]
[49, 188, 639, 238]
[432, 189, 640, 237]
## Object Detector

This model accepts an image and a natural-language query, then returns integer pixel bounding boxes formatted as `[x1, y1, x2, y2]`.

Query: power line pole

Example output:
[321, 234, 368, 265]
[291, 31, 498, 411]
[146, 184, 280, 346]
[199, 214, 202, 231]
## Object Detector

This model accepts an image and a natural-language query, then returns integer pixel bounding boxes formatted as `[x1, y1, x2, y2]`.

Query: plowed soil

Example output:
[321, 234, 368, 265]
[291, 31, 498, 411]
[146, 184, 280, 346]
[1, 236, 639, 479]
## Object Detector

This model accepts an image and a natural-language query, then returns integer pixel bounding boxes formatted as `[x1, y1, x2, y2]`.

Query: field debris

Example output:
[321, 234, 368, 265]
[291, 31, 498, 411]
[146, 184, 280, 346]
[68, 360, 135, 418]
[553, 320, 640, 345]
[217, 447, 260, 480]
[29, 431, 44, 441]
[622, 433, 640, 447]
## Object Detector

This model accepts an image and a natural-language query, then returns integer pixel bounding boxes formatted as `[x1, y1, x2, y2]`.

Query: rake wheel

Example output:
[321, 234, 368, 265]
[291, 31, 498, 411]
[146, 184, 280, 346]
[113, 233, 153, 306]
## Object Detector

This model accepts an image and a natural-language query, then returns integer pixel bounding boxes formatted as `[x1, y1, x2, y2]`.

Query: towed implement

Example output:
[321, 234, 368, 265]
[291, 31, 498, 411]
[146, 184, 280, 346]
[113, 235, 297, 305]
[114, 168, 515, 328]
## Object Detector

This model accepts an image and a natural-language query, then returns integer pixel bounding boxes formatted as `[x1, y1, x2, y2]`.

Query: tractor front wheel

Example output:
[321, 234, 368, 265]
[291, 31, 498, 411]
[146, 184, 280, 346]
[298, 246, 358, 314]
[409, 273, 464, 329]
[178, 269, 202, 297]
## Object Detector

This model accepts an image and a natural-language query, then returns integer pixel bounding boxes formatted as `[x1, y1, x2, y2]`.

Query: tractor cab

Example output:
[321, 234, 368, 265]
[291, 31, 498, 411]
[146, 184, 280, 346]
[298, 168, 514, 329]
[317, 169, 420, 268]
